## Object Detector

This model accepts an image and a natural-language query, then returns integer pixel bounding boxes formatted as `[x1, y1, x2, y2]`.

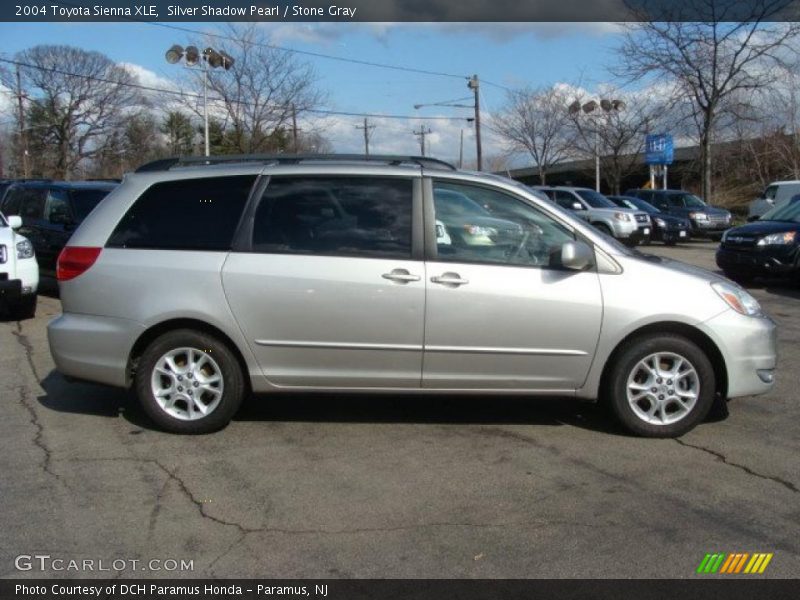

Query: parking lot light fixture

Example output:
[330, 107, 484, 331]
[165, 44, 233, 157]
[569, 97, 625, 191]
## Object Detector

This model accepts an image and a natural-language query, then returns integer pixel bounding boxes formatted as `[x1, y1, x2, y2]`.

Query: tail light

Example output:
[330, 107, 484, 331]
[57, 246, 102, 281]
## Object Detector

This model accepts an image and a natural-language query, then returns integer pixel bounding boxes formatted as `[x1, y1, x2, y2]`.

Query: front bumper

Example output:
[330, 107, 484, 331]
[699, 310, 777, 398]
[0, 278, 22, 304]
[691, 219, 731, 235]
[716, 246, 799, 276]
[613, 221, 648, 240]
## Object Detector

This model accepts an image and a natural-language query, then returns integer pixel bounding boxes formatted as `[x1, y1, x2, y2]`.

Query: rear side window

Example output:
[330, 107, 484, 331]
[251, 176, 413, 259]
[7, 188, 46, 219]
[70, 188, 112, 221]
[107, 176, 256, 250]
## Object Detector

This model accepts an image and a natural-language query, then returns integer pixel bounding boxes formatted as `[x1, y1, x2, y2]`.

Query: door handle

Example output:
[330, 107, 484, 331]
[431, 273, 469, 287]
[382, 269, 421, 283]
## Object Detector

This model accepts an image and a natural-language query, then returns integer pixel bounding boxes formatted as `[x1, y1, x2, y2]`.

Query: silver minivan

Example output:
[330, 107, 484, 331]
[47, 155, 777, 437]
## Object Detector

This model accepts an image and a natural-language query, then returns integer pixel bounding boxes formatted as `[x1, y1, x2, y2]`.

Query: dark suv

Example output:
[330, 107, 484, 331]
[624, 189, 731, 239]
[0, 180, 117, 278]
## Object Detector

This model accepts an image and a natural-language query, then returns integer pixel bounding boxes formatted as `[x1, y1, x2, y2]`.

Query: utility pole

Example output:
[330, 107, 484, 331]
[355, 117, 375, 156]
[468, 75, 482, 171]
[15, 66, 29, 178]
[459, 129, 464, 169]
[413, 126, 432, 156]
[291, 104, 299, 153]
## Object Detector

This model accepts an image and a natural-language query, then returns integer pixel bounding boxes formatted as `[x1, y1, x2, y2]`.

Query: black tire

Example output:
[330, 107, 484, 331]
[604, 334, 716, 438]
[594, 223, 614, 237]
[664, 239, 678, 247]
[135, 329, 245, 434]
[12, 294, 37, 320]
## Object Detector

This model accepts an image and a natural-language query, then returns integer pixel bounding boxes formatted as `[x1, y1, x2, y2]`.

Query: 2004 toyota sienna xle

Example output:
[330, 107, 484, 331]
[47, 155, 777, 437]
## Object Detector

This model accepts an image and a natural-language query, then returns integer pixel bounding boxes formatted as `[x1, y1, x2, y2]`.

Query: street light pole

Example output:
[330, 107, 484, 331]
[202, 59, 209, 157]
[595, 129, 600, 192]
[165, 44, 234, 158]
[568, 98, 625, 193]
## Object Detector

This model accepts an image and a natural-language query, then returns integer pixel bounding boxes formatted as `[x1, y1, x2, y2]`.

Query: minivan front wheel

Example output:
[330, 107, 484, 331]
[136, 329, 244, 434]
[605, 334, 715, 437]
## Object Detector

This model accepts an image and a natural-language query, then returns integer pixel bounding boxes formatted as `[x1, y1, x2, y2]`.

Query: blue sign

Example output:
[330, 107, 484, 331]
[645, 134, 674, 165]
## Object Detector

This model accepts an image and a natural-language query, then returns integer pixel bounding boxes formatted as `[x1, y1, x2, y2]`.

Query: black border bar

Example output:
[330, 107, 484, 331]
[4, 0, 800, 22]
[3, 579, 800, 600]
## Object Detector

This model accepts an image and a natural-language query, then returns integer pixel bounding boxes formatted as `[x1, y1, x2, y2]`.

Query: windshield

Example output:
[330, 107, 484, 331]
[70, 188, 112, 220]
[674, 193, 706, 208]
[628, 197, 660, 214]
[760, 199, 800, 223]
[606, 197, 628, 208]
[576, 189, 615, 208]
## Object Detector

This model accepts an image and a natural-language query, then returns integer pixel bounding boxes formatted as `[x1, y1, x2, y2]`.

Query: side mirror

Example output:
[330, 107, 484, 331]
[7, 215, 22, 230]
[571, 202, 584, 211]
[560, 240, 594, 271]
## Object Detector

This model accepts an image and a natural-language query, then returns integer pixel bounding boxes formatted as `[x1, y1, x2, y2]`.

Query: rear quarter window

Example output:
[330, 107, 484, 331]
[106, 176, 256, 251]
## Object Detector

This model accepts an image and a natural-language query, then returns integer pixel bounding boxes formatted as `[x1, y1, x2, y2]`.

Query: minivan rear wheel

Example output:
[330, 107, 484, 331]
[605, 334, 715, 437]
[135, 329, 244, 434]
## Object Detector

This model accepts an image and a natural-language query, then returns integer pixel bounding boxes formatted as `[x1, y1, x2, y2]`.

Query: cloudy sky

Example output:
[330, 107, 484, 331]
[0, 21, 625, 164]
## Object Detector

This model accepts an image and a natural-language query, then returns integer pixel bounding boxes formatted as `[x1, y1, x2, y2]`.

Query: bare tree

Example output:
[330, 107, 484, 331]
[182, 24, 326, 154]
[614, 0, 800, 200]
[7, 45, 146, 179]
[492, 85, 576, 185]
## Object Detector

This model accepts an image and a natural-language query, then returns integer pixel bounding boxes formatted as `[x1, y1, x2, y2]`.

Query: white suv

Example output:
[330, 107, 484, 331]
[0, 212, 38, 319]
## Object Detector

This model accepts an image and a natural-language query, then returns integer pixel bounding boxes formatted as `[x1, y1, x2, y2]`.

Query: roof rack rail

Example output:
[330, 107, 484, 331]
[134, 153, 457, 173]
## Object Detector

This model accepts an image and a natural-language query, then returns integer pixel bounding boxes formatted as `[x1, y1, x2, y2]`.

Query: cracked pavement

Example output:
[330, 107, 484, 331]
[1, 242, 798, 579]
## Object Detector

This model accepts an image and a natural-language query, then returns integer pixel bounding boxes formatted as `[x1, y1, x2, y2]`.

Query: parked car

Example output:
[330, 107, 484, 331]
[747, 180, 800, 221]
[48, 154, 776, 438]
[0, 180, 117, 278]
[716, 199, 800, 282]
[433, 187, 524, 249]
[624, 189, 731, 239]
[607, 195, 691, 245]
[533, 186, 651, 245]
[0, 212, 39, 319]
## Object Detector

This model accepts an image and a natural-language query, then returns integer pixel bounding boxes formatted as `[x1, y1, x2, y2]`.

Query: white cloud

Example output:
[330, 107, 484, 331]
[259, 21, 623, 47]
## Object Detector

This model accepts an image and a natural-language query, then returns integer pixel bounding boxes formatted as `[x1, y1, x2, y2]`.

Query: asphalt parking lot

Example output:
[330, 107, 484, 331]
[1, 240, 798, 579]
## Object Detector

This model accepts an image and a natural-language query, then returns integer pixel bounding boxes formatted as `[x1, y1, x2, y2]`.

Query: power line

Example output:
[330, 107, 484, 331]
[51, 0, 471, 82]
[0, 57, 474, 123]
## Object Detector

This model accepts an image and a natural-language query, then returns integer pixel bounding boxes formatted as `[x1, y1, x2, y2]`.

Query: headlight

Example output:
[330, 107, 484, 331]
[690, 212, 708, 220]
[711, 281, 762, 316]
[757, 231, 796, 246]
[16, 239, 34, 259]
[613, 212, 631, 222]
[654, 218, 666, 227]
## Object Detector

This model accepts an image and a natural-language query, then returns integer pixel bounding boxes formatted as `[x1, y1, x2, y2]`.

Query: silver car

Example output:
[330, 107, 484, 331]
[47, 155, 777, 437]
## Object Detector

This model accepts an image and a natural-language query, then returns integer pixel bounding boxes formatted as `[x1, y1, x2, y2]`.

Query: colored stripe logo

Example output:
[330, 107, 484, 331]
[697, 553, 773, 574]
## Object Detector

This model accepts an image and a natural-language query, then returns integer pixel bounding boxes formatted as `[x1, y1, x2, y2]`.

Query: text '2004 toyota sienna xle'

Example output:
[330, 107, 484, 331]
[47, 155, 777, 437]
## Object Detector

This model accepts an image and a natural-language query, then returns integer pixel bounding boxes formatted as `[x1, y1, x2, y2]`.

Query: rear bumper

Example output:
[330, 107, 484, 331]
[716, 247, 798, 276]
[47, 313, 146, 388]
[699, 310, 777, 398]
